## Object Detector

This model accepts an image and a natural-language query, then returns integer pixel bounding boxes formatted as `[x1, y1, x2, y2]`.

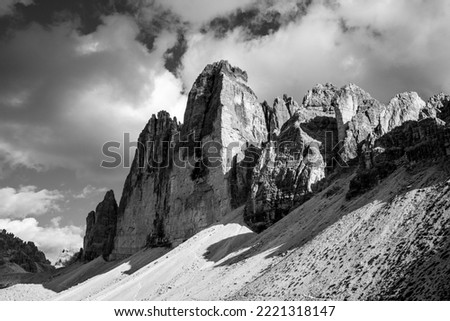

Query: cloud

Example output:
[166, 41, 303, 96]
[154, 0, 255, 25]
[0, 185, 63, 219]
[179, 0, 450, 105]
[203, 0, 313, 39]
[0, 14, 187, 189]
[0, 0, 32, 16]
[73, 185, 108, 199]
[0, 217, 83, 263]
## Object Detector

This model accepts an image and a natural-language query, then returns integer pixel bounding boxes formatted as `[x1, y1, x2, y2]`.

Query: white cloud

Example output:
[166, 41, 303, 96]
[73, 185, 108, 199]
[0, 186, 63, 219]
[0, 15, 187, 188]
[179, 0, 450, 104]
[0, 217, 83, 263]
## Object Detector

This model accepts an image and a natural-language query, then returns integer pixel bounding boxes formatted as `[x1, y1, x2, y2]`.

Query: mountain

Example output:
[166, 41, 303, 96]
[0, 230, 54, 275]
[62, 60, 450, 300]
[83, 190, 118, 261]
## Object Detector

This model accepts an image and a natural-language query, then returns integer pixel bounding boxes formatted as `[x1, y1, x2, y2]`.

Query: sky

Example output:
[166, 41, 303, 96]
[0, 0, 449, 263]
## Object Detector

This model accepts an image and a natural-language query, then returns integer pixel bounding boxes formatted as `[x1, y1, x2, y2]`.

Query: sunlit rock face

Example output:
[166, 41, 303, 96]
[96, 60, 447, 258]
[333, 84, 424, 163]
[112, 61, 268, 258]
[421, 93, 450, 124]
[302, 83, 338, 114]
[244, 113, 325, 232]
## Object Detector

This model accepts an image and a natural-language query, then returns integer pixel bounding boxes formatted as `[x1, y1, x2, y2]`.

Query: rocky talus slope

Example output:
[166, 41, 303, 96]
[51, 160, 450, 301]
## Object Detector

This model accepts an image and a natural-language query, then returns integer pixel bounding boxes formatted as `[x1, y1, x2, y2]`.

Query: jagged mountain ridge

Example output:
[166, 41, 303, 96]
[0, 230, 54, 275]
[53, 159, 450, 301]
[82, 60, 450, 269]
[2, 60, 445, 300]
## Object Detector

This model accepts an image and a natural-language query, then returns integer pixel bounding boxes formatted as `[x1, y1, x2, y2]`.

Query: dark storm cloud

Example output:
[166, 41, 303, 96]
[202, 0, 313, 39]
[163, 30, 187, 75]
[0, 14, 187, 189]
[0, 0, 136, 34]
[0, 0, 184, 53]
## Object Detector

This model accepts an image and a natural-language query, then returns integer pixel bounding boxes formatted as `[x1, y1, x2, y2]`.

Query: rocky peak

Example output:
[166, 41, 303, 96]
[112, 61, 268, 258]
[102, 61, 446, 257]
[379, 92, 424, 134]
[421, 93, 450, 123]
[83, 190, 118, 261]
[333, 85, 424, 162]
[0, 229, 53, 273]
[262, 95, 295, 141]
[333, 84, 377, 143]
[181, 60, 264, 144]
[134, 110, 180, 172]
[302, 83, 338, 113]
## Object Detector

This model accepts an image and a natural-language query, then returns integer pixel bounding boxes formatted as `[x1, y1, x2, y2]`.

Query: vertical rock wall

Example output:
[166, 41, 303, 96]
[112, 61, 268, 257]
[83, 190, 118, 261]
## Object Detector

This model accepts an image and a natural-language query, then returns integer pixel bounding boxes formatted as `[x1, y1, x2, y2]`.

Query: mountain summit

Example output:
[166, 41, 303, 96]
[65, 61, 450, 300]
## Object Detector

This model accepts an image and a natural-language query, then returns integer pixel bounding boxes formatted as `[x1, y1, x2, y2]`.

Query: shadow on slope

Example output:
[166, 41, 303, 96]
[203, 232, 255, 263]
[43, 247, 170, 293]
[206, 157, 450, 272]
[226, 159, 450, 300]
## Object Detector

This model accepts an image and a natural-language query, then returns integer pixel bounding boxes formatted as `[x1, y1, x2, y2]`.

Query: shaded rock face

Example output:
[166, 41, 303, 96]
[113, 111, 180, 257]
[347, 116, 450, 199]
[112, 61, 267, 257]
[229, 144, 262, 209]
[244, 114, 325, 232]
[83, 190, 118, 261]
[262, 95, 297, 141]
[0, 229, 53, 273]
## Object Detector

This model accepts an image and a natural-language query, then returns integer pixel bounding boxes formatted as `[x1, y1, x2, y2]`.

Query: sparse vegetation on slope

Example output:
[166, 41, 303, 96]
[0, 230, 53, 274]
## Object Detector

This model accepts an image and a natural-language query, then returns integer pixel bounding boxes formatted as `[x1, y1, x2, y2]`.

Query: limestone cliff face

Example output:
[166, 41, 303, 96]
[379, 92, 424, 134]
[83, 190, 118, 261]
[334, 85, 424, 162]
[101, 61, 448, 257]
[243, 84, 427, 231]
[112, 61, 267, 257]
[347, 116, 450, 199]
[244, 113, 325, 232]
[262, 95, 300, 141]
[302, 83, 338, 114]
[112, 111, 180, 257]
[333, 84, 383, 162]
[422, 93, 450, 123]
